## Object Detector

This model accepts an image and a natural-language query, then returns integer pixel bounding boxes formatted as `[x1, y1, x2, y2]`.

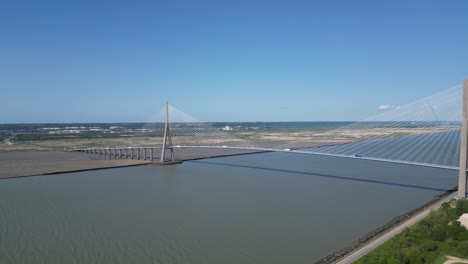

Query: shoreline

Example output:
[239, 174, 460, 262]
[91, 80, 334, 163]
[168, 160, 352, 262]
[0, 162, 152, 181]
[316, 187, 458, 264]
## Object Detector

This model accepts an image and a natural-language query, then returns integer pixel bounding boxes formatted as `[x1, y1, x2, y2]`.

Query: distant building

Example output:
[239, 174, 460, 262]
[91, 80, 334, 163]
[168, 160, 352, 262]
[63, 130, 81, 134]
[222, 126, 233, 131]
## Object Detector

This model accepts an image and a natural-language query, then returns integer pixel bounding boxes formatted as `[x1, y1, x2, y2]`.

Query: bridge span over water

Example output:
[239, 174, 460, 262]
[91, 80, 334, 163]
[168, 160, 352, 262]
[76, 80, 468, 198]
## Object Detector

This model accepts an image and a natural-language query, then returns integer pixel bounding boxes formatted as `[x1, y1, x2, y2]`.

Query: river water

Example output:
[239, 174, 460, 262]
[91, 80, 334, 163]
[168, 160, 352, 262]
[0, 152, 457, 263]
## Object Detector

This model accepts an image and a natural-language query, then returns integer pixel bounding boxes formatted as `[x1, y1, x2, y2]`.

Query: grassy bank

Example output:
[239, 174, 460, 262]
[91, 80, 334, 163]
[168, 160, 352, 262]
[355, 199, 468, 264]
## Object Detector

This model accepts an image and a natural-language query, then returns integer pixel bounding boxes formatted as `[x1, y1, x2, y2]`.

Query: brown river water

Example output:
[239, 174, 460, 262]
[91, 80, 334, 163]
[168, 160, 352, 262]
[0, 152, 457, 263]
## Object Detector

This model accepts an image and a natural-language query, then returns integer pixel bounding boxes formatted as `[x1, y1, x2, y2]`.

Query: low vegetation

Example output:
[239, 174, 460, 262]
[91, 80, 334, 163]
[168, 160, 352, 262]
[355, 199, 468, 264]
[12, 132, 164, 142]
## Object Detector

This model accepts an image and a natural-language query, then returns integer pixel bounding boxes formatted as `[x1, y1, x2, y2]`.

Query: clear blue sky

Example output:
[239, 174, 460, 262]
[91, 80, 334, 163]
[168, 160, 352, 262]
[1, 0, 467, 123]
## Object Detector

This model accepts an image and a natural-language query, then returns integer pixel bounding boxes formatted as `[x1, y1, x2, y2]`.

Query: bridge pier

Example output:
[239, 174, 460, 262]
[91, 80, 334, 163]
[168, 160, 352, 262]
[143, 148, 147, 160]
[160, 101, 176, 163]
[137, 148, 140, 160]
[150, 148, 153, 161]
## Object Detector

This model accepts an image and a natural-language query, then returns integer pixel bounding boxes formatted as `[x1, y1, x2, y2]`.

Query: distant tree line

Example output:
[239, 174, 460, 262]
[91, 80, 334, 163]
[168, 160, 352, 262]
[12, 132, 166, 142]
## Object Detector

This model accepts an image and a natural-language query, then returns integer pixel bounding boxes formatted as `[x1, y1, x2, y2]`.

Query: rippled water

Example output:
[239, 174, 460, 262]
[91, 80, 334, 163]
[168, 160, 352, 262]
[0, 152, 457, 263]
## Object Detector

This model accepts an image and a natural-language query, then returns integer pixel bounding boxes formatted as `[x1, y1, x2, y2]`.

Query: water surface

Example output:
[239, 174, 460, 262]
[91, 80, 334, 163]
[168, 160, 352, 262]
[0, 152, 457, 263]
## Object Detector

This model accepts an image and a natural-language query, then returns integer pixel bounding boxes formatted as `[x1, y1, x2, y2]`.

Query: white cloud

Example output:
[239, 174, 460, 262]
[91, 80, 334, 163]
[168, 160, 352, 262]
[378, 105, 398, 110]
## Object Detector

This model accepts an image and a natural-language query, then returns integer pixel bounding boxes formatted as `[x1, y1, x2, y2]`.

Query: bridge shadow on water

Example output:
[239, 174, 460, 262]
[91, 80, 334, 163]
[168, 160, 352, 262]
[188, 160, 452, 192]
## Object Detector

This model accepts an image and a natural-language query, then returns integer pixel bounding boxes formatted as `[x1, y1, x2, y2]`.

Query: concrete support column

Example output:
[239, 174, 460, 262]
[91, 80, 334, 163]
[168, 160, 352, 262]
[459, 79, 468, 198]
[131, 148, 134, 159]
[137, 148, 140, 160]
[125, 149, 128, 158]
[150, 148, 154, 161]
[119, 149, 122, 158]
[160, 101, 175, 162]
[143, 148, 147, 160]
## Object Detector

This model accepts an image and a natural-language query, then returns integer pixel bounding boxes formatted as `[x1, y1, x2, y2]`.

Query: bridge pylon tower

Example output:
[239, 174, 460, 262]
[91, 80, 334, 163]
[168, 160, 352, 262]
[459, 79, 468, 198]
[160, 101, 175, 163]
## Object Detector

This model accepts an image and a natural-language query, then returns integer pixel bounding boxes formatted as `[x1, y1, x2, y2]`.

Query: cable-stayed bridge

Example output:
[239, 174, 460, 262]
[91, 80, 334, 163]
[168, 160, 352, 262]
[75, 80, 468, 197]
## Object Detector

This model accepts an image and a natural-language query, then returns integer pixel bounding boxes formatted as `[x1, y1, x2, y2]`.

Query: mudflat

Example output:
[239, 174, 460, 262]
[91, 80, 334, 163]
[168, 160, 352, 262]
[0, 151, 149, 179]
[0, 149, 262, 179]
